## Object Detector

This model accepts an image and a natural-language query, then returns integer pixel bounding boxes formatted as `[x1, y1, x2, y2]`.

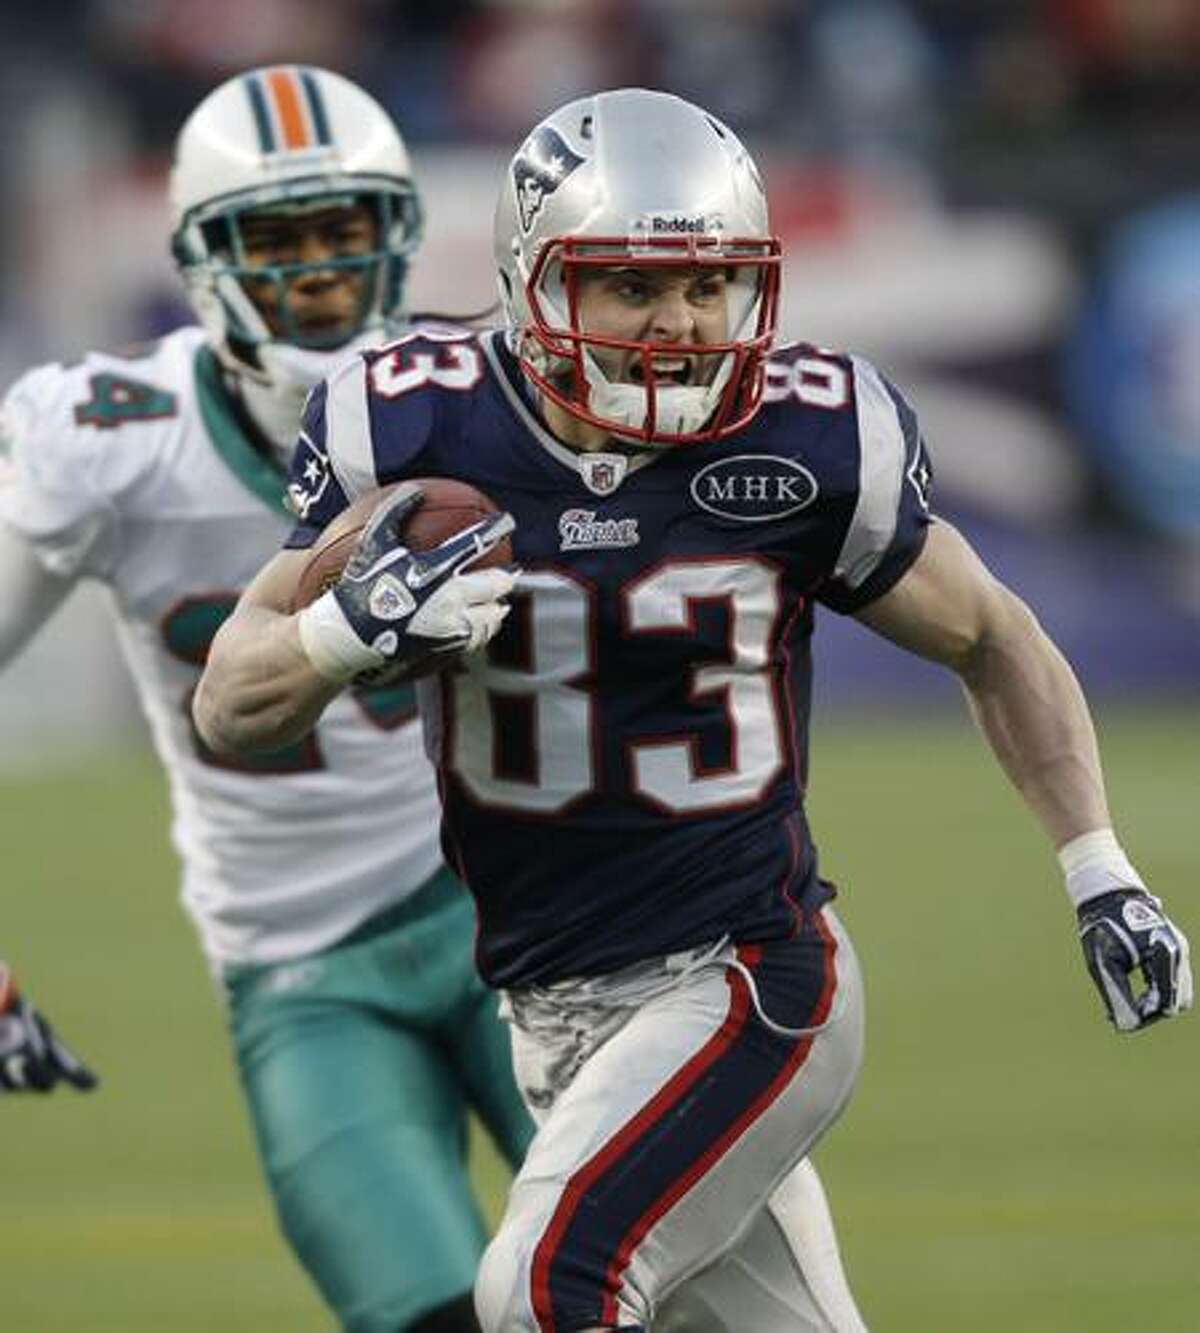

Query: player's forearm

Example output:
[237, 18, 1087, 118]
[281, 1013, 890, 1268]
[956, 587, 1110, 848]
[0, 523, 75, 668]
[193, 605, 341, 754]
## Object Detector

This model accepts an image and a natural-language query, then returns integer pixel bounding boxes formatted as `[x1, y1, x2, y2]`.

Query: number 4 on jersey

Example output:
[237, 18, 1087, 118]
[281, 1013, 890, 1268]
[75, 374, 178, 429]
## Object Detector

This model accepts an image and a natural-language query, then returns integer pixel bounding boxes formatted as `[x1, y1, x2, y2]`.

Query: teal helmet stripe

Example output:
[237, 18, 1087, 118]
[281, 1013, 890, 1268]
[243, 73, 275, 152]
[299, 68, 332, 146]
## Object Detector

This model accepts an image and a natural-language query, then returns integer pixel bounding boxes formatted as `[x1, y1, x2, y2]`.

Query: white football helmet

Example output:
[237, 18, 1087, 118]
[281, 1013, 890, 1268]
[494, 88, 781, 446]
[170, 65, 422, 413]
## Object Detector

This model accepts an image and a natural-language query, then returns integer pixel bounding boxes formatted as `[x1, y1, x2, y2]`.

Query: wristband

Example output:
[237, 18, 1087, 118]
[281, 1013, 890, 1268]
[296, 590, 384, 684]
[1058, 828, 1146, 909]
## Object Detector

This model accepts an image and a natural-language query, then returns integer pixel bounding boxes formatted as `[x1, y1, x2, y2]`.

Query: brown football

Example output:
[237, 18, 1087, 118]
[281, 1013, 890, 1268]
[290, 477, 511, 611]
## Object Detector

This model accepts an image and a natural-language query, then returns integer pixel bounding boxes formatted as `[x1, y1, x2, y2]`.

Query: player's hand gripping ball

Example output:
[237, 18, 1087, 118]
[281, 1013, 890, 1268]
[293, 479, 517, 684]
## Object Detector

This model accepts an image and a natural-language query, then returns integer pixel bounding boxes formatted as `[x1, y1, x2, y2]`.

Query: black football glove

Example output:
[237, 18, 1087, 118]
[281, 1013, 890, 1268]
[0, 963, 98, 1092]
[298, 482, 517, 683]
[1076, 890, 1193, 1033]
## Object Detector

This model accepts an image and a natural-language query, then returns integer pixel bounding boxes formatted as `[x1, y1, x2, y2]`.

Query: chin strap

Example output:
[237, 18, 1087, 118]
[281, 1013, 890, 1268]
[587, 376, 723, 440]
[235, 364, 318, 466]
[230, 331, 396, 464]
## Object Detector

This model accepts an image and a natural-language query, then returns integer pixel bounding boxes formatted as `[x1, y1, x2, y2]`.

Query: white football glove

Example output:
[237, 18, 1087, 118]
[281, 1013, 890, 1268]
[298, 483, 517, 684]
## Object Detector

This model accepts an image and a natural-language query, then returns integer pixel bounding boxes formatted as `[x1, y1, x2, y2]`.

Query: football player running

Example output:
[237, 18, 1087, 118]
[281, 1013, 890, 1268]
[0, 66, 539, 1333]
[0, 68, 869, 1333]
[193, 89, 1191, 1331]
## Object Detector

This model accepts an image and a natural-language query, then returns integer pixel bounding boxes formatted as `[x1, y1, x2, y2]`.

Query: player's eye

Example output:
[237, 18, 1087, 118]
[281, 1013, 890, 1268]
[242, 230, 295, 260]
[689, 274, 726, 304]
[612, 275, 654, 303]
[323, 219, 372, 249]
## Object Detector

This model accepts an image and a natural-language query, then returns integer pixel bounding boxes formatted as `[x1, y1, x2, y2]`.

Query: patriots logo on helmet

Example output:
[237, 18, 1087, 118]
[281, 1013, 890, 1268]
[513, 127, 585, 234]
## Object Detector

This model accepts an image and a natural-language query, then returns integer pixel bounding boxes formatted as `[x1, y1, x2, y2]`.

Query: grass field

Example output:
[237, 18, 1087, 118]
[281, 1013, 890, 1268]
[3, 704, 1197, 1332]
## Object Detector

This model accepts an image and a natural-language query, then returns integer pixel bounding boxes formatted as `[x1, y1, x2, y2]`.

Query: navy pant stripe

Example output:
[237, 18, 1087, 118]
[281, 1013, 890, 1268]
[602, 921, 838, 1319]
[531, 921, 838, 1330]
[530, 958, 754, 1331]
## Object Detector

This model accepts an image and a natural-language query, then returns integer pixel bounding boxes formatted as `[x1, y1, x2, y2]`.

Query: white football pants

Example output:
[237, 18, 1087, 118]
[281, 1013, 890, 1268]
[476, 908, 865, 1331]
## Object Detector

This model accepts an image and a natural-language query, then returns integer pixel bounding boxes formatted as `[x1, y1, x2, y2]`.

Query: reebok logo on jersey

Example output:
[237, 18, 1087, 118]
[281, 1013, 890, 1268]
[690, 454, 818, 522]
[559, 508, 640, 551]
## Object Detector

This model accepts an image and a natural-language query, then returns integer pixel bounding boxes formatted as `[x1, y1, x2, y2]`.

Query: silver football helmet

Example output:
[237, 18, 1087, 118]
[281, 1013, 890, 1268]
[494, 88, 780, 445]
[169, 65, 423, 428]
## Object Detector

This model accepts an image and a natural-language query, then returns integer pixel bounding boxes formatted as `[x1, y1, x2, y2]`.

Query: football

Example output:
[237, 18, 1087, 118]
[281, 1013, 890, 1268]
[290, 477, 511, 611]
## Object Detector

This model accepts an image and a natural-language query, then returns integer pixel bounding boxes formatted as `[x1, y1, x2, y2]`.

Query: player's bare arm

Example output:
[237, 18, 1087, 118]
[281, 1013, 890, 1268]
[0, 522, 76, 667]
[856, 518, 1192, 1032]
[855, 518, 1109, 846]
[192, 547, 338, 755]
[0, 531, 100, 1094]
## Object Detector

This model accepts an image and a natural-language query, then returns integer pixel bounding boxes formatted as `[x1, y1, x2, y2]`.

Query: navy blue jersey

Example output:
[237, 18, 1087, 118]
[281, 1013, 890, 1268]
[286, 328, 933, 987]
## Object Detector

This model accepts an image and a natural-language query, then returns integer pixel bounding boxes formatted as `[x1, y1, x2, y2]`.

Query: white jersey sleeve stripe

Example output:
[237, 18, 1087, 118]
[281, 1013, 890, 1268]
[325, 357, 379, 499]
[833, 356, 908, 590]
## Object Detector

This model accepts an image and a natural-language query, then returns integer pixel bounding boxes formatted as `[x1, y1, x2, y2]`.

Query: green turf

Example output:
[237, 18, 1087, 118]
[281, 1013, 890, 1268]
[3, 704, 1197, 1331]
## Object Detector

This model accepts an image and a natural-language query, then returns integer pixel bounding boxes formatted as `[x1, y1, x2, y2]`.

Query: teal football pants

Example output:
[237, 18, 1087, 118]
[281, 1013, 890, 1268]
[223, 867, 534, 1332]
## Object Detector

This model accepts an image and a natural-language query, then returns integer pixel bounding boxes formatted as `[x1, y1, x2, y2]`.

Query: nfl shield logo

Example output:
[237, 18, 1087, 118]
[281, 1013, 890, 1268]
[579, 453, 628, 496]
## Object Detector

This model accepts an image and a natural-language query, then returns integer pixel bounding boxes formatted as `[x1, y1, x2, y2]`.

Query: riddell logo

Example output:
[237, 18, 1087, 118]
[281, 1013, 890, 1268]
[652, 215, 710, 234]
[631, 212, 724, 241]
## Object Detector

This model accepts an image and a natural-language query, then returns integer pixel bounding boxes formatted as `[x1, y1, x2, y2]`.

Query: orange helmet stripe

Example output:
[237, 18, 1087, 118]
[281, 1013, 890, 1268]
[266, 67, 310, 149]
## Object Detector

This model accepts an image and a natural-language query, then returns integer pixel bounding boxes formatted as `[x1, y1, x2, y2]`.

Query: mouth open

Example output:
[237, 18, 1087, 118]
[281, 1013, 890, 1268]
[628, 357, 696, 387]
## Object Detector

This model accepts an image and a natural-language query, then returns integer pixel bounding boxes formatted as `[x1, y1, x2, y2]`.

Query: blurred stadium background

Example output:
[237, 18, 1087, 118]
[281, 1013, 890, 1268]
[2, 2, 1197, 1330]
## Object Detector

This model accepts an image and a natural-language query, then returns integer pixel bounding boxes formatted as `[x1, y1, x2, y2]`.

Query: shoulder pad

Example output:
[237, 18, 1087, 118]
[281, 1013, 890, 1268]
[361, 329, 486, 468]
[1, 334, 194, 497]
[822, 353, 934, 610]
[763, 342, 855, 412]
[316, 343, 437, 498]
[284, 331, 489, 541]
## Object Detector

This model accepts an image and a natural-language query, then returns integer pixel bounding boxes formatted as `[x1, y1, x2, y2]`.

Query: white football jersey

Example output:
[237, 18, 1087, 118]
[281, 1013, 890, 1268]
[0, 326, 445, 968]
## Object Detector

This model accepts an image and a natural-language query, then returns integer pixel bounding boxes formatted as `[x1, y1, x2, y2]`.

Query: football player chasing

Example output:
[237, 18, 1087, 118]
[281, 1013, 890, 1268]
[192, 90, 1191, 1331]
[0, 66, 539, 1333]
